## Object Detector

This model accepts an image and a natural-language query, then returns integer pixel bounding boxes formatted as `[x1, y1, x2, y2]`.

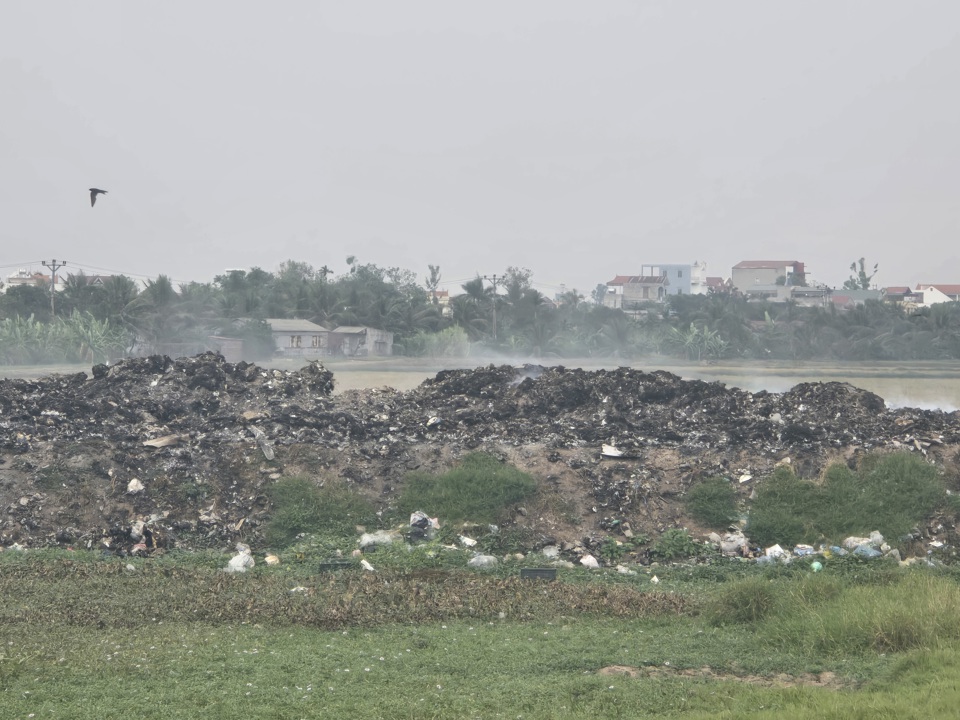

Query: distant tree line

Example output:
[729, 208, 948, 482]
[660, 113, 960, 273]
[1, 259, 960, 364]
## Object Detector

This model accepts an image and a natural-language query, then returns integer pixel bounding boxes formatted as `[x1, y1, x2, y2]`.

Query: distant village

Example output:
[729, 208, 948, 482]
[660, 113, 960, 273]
[596, 260, 958, 311]
[2, 259, 958, 362]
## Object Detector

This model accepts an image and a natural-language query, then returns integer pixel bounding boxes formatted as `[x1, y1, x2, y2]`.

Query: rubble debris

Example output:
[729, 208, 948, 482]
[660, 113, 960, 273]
[1, 354, 959, 555]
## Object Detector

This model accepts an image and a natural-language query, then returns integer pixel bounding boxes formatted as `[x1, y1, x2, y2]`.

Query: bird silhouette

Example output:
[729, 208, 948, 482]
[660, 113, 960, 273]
[89, 188, 108, 207]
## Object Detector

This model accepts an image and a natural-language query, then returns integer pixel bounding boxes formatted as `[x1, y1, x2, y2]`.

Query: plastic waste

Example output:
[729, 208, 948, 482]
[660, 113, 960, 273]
[467, 554, 498, 569]
[579, 554, 600, 569]
[720, 532, 748, 556]
[225, 543, 254, 573]
[810, 561, 823, 572]
[359, 530, 401, 549]
[765, 544, 787, 559]
[853, 544, 882, 559]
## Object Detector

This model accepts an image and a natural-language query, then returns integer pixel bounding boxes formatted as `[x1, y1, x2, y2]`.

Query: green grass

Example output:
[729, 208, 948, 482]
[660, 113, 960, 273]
[4, 552, 960, 717]
[686, 478, 739, 528]
[397, 452, 538, 523]
[4, 614, 960, 718]
[265, 476, 378, 547]
[747, 453, 944, 547]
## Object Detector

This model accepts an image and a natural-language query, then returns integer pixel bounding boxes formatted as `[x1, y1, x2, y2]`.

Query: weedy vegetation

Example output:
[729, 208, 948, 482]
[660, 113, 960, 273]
[265, 476, 378, 547]
[396, 451, 538, 523]
[686, 477, 739, 528]
[746, 452, 944, 546]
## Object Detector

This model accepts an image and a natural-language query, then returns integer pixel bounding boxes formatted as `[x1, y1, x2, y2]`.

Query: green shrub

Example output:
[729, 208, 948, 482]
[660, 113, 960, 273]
[706, 576, 777, 625]
[397, 452, 537, 523]
[686, 478, 738, 528]
[651, 528, 699, 561]
[265, 476, 377, 547]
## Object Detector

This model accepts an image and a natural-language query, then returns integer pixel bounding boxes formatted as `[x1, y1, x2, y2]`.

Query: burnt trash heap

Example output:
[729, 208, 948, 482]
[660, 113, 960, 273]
[0, 353, 957, 553]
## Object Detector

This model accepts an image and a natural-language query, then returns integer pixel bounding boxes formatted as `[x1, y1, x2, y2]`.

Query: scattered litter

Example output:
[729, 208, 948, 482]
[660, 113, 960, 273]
[225, 543, 254, 573]
[359, 530, 401, 550]
[602, 444, 624, 458]
[720, 532, 748, 556]
[541, 545, 560, 559]
[765, 544, 787, 559]
[247, 426, 275, 461]
[467, 554, 498, 569]
[142, 434, 186, 448]
[126, 478, 145, 495]
[580, 554, 600, 569]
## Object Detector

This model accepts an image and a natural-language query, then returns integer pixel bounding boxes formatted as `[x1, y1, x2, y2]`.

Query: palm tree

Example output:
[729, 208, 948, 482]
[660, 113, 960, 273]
[450, 294, 489, 341]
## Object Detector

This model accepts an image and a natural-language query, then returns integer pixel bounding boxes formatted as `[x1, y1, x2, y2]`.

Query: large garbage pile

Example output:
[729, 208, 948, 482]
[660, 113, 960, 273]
[1, 354, 958, 553]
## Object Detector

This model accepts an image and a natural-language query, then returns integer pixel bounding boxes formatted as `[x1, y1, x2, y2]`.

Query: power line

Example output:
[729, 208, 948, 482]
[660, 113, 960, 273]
[0, 260, 45, 270]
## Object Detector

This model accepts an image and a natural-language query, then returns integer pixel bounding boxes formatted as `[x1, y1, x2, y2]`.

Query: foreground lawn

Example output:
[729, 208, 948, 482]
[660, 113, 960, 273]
[3, 553, 960, 718]
[3, 618, 960, 719]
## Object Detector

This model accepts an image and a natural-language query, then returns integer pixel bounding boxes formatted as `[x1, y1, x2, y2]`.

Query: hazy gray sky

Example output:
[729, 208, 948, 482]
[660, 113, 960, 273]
[3, 1, 958, 295]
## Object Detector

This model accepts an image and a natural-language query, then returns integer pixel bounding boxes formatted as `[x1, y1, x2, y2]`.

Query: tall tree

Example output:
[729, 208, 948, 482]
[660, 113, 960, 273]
[425, 264, 442, 303]
[844, 258, 878, 290]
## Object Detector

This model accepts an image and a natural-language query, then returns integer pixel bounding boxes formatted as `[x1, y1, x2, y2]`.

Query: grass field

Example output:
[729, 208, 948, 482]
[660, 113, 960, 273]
[3, 552, 960, 719]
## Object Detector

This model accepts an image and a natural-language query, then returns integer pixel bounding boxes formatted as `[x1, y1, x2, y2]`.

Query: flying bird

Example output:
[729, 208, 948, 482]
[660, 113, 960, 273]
[89, 188, 108, 207]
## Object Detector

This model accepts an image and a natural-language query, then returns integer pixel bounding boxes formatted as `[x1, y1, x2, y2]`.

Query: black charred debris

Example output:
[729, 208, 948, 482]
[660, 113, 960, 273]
[0, 352, 957, 554]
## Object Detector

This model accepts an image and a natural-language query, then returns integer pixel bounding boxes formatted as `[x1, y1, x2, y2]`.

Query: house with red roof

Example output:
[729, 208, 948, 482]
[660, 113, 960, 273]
[603, 275, 670, 308]
[914, 284, 960, 307]
[916, 284, 960, 302]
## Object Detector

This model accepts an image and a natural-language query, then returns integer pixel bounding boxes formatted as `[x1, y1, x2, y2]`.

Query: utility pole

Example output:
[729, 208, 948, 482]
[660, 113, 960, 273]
[41, 259, 67, 318]
[482, 274, 502, 341]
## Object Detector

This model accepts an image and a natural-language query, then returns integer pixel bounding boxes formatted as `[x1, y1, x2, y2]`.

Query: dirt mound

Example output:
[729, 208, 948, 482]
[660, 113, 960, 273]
[1, 355, 958, 554]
